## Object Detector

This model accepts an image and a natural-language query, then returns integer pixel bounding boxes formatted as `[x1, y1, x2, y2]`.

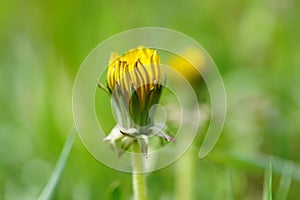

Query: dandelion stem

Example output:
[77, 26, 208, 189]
[175, 146, 194, 200]
[132, 141, 147, 200]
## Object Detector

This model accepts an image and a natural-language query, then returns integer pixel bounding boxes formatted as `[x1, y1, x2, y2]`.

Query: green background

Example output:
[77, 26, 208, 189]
[1, 0, 300, 199]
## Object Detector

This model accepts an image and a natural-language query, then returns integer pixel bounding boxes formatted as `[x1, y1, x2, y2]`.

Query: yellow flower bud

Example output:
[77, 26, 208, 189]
[107, 47, 164, 127]
[102, 47, 172, 157]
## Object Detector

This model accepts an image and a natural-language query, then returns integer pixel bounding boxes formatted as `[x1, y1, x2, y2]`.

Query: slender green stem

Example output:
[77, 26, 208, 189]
[226, 167, 234, 200]
[132, 141, 147, 200]
[175, 147, 194, 200]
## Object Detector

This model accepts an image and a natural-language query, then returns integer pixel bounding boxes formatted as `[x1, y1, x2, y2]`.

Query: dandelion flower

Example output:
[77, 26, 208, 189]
[101, 47, 172, 157]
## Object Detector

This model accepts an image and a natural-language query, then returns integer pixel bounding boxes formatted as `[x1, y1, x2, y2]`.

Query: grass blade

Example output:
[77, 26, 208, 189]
[263, 156, 273, 200]
[275, 162, 294, 200]
[38, 128, 76, 200]
[208, 150, 300, 182]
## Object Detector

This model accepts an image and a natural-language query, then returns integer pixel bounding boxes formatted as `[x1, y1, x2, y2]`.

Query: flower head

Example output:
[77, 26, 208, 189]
[107, 47, 163, 127]
[102, 47, 172, 157]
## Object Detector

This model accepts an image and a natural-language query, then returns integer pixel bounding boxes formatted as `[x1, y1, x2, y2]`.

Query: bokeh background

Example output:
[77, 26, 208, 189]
[1, 0, 300, 199]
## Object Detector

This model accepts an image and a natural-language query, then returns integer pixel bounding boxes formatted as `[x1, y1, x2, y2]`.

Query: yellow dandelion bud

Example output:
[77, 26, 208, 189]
[102, 47, 172, 156]
[107, 47, 164, 127]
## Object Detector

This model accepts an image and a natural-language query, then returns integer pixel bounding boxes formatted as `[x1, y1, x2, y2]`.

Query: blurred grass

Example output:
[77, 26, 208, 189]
[262, 157, 272, 200]
[1, 0, 300, 199]
[275, 161, 293, 200]
[39, 128, 76, 200]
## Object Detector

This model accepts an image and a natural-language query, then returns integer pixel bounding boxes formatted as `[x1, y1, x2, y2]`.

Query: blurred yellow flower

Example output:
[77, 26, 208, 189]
[168, 47, 205, 83]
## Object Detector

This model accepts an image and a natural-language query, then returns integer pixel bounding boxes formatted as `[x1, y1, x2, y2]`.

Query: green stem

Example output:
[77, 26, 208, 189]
[175, 146, 194, 200]
[132, 141, 147, 200]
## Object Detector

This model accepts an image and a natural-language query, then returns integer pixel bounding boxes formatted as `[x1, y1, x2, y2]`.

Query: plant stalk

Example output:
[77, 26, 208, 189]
[175, 146, 194, 200]
[132, 141, 147, 200]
